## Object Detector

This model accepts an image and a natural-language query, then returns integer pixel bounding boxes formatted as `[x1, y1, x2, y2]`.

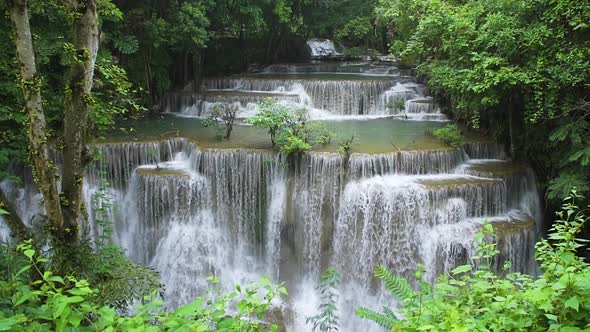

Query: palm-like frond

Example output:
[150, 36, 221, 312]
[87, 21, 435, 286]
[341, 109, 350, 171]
[375, 265, 414, 301]
[356, 307, 397, 329]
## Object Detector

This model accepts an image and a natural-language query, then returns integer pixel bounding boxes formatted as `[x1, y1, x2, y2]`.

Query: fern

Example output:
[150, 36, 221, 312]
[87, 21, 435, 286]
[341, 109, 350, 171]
[375, 265, 414, 302]
[357, 266, 414, 329]
[356, 307, 397, 329]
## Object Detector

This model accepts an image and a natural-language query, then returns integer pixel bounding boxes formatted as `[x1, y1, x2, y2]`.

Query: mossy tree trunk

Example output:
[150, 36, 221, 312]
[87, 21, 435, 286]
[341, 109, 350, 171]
[8, 0, 64, 232]
[9, 0, 100, 270]
[61, 0, 100, 247]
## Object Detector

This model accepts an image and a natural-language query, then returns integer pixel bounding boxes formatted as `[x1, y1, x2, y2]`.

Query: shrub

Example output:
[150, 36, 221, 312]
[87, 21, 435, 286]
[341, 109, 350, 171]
[0, 241, 287, 331]
[307, 268, 341, 332]
[358, 191, 590, 331]
[246, 101, 293, 147]
[432, 124, 464, 148]
[280, 135, 312, 157]
[337, 134, 358, 159]
[248, 100, 335, 156]
[202, 104, 238, 140]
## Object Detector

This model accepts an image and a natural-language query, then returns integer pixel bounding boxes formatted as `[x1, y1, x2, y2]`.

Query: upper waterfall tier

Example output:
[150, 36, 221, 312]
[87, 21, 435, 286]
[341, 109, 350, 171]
[202, 76, 397, 116]
[161, 91, 302, 118]
[161, 59, 448, 120]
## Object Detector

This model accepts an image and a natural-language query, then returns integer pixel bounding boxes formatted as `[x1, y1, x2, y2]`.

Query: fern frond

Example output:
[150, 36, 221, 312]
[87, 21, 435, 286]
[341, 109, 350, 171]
[382, 306, 396, 317]
[356, 307, 397, 329]
[375, 265, 414, 301]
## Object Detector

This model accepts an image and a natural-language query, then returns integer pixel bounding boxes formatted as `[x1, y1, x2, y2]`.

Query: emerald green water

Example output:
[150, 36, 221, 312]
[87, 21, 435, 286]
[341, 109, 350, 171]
[100, 115, 449, 153]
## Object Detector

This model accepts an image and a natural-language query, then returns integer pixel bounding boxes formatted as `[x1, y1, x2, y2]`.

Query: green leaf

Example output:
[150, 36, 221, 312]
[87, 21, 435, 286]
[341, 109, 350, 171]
[564, 296, 579, 312]
[0, 315, 25, 331]
[23, 249, 35, 260]
[0, 208, 9, 215]
[451, 265, 472, 275]
[545, 314, 558, 321]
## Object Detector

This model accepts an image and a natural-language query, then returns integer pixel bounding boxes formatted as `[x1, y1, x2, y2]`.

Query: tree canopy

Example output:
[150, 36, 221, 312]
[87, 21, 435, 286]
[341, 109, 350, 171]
[376, 0, 590, 205]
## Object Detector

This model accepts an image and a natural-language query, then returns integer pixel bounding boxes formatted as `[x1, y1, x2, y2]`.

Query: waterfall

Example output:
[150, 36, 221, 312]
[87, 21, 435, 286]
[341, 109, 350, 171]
[289, 153, 345, 276]
[1, 57, 543, 332]
[87, 138, 187, 189]
[0, 215, 11, 243]
[120, 164, 209, 264]
[203, 78, 396, 115]
[306, 39, 340, 58]
[464, 142, 507, 159]
[161, 92, 301, 117]
[349, 149, 466, 177]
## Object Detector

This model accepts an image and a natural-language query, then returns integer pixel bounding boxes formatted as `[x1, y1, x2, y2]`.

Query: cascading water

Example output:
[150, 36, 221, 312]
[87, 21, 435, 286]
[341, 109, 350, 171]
[1, 57, 542, 331]
[161, 62, 448, 120]
[306, 39, 341, 58]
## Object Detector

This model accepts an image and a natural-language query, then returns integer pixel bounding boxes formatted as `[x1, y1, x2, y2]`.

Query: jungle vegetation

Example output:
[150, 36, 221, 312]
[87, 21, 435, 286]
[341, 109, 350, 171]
[0, 0, 589, 331]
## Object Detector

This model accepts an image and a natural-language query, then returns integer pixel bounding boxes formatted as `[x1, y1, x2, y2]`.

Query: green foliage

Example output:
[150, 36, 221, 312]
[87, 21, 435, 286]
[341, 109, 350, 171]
[247, 101, 335, 157]
[337, 135, 358, 159]
[336, 17, 372, 44]
[90, 54, 146, 133]
[374, 265, 413, 301]
[302, 0, 383, 50]
[307, 268, 341, 332]
[280, 135, 312, 157]
[376, 0, 590, 204]
[342, 47, 381, 57]
[202, 104, 238, 140]
[246, 101, 293, 147]
[432, 124, 464, 148]
[0, 241, 286, 331]
[358, 191, 590, 331]
[303, 122, 335, 146]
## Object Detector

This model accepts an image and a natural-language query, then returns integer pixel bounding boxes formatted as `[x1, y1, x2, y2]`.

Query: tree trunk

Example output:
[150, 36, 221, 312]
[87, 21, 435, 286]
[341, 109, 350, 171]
[143, 48, 154, 107]
[507, 93, 521, 160]
[8, 0, 64, 231]
[61, 0, 100, 244]
[192, 51, 203, 92]
[183, 51, 189, 88]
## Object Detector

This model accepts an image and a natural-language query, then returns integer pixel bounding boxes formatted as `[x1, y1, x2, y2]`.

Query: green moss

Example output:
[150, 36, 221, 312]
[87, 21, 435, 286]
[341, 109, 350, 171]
[419, 177, 500, 189]
[135, 167, 188, 177]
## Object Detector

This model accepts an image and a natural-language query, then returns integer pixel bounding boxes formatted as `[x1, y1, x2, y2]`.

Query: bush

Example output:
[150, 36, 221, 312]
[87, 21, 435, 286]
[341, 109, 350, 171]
[358, 191, 590, 331]
[432, 124, 464, 148]
[246, 101, 293, 147]
[0, 241, 287, 331]
[280, 135, 312, 157]
[248, 100, 335, 157]
[337, 135, 358, 159]
[202, 104, 238, 140]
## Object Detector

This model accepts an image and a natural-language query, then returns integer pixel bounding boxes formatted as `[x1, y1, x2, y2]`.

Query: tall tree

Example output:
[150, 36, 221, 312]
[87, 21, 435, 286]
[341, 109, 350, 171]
[8, 0, 63, 232]
[60, 0, 100, 243]
[8, 0, 100, 265]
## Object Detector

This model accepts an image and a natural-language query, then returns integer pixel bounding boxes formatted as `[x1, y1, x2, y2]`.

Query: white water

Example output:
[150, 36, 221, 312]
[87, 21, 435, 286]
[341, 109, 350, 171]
[307, 39, 341, 58]
[162, 61, 449, 121]
[1, 59, 542, 331]
[1, 139, 542, 331]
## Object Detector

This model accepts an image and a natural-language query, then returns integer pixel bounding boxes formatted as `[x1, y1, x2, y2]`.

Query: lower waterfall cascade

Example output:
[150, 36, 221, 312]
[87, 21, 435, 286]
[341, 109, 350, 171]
[0, 59, 542, 332]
